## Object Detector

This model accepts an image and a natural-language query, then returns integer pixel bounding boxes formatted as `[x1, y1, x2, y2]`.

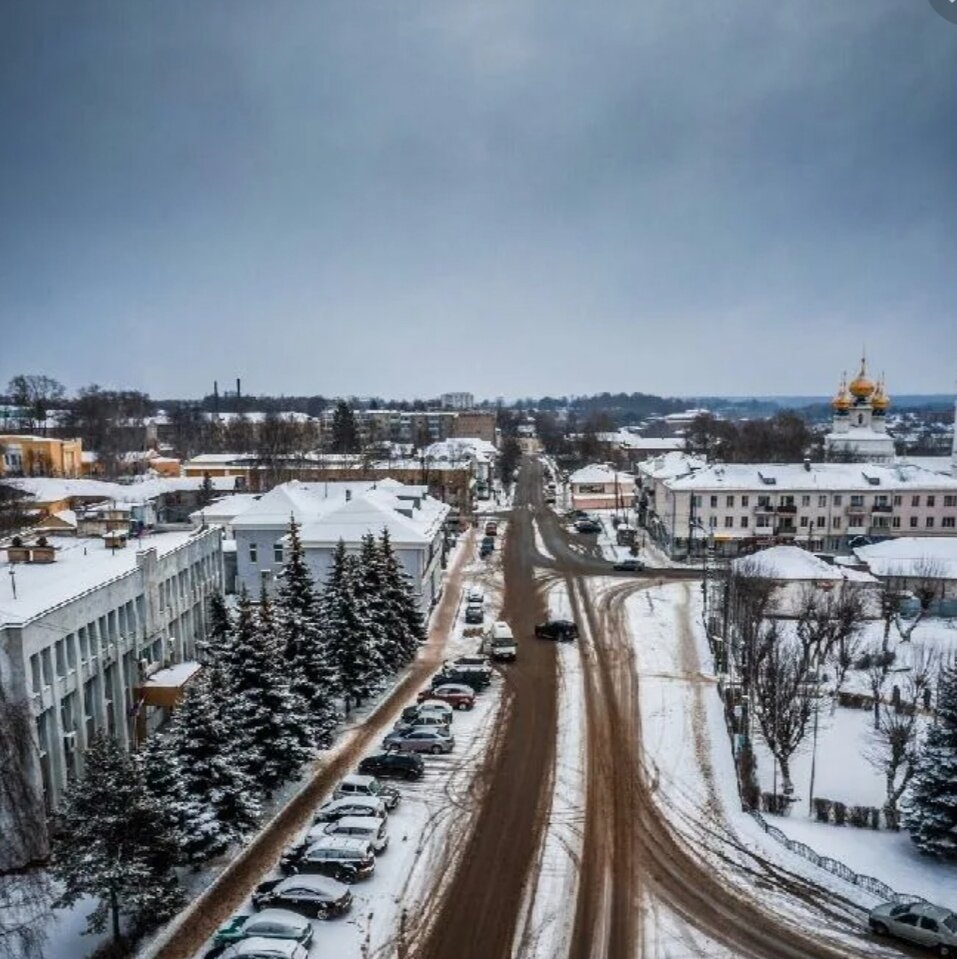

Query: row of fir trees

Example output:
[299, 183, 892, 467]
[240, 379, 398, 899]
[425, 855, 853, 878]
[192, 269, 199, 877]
[50, 524, 425, 944]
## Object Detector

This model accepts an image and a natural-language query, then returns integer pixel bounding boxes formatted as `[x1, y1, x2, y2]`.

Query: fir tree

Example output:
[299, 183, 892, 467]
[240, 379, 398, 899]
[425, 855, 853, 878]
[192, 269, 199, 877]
[51, 733, 183, 943]
[274, 521, 340, 746]
[379, 528, 425, 662]
[355, 533, 397, 675]
[197, 471, 216, 508]
[168, 673, 261, 863]
[321, 541, 379, 707]
[206, 591, 234, 667]
[137, 731, 185, 856]
[904, 664, 957, 858]
[226, 589, 311, 793]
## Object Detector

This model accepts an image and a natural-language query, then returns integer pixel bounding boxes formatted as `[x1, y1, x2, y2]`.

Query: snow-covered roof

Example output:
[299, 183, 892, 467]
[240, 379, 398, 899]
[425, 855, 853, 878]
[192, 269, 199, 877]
[189, 494, 261, 526]
[732, 545, 878, 584]
[897, 456, 954, 477]
[637, 452, 707, 482]
[4, 475, 238, 506]
[569, 464, 635, 486]
[665, 462, 957, 493]
[0, 529, 215, 626]
[853, 538, 957, 580]
[143, 661, 202, 689]
[597, 431, 686, 451]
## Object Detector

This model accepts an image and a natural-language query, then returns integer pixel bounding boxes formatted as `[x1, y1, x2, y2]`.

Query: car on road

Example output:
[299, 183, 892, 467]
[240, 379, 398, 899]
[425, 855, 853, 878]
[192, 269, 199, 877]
[612, 559, 645, 572]
[535, 619, 579, 642]
[358, 751, 425, 781]
[574, 519, 602, 534]
[251, 875, 352, 919]
[484, 520, 498, 536]
[433, 667, 489, 691]
[280, 836, 376, 882]
[869, 901, 957, 952]
[479, 541, 493, 558]
[490, 635, 517, 661]
[213, 909, 314, 948]
[313, 796, 388, 823]
[464, 604, 484, 624]
[216, 938, 310, 959]
[334, 774, 400, 810]
[318, 815, 389, 854]
[419, 683, 475, 709]
[383, 727, 455, 755]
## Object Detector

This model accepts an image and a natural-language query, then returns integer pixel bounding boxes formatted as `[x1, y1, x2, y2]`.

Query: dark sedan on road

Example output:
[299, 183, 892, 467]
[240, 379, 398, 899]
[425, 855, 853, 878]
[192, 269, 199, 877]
[574, 520, 602, 534]
[251, 875, 352, 919]
[612, 559, 645, 572]
[534, 619, 579, 642]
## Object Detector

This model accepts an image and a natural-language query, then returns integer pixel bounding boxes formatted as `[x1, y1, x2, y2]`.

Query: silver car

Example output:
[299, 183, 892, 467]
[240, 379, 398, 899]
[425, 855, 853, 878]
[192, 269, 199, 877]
[313, 796, 388, 823]
[869, 900, 957, 953]
[218, 938, 310, 959]
[383, 727, 455, 755]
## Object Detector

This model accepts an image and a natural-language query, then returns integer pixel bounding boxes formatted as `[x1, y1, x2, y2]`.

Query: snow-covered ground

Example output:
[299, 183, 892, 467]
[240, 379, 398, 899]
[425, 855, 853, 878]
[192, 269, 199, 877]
[513, 574, 586, 958]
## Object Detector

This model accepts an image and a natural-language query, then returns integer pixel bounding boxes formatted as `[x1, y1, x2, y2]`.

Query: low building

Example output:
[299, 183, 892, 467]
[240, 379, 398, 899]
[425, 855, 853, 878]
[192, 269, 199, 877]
[0, 526, 224, 867]
[0, 435, 83, 478]
[450, 411, 497, 444]
[222, 480, 449, 614]
[569, 464, 635, 512]
[641, 458, 957, 560]
[851, 537, 957, 616]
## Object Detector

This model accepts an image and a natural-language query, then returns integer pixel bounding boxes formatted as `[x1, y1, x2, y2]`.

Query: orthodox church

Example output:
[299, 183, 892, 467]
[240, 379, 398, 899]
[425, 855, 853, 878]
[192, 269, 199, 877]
[825, 357, 895, 463]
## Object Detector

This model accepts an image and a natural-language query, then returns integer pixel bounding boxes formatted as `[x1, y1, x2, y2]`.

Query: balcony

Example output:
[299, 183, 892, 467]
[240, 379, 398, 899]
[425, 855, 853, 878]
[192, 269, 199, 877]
[775, 504, 797, 515]
[871, 503, 893, 513]
[754, 502, 775, 514]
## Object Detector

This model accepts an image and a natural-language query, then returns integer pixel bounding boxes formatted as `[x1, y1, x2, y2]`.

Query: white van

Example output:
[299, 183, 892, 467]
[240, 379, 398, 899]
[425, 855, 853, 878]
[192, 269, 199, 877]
[491, 621, 513, 641]
[489, 621, 517, 662]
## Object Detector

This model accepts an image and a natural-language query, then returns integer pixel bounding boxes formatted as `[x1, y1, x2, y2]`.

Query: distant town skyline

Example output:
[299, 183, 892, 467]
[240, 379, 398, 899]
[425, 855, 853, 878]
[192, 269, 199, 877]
[2, 1, 955, 397]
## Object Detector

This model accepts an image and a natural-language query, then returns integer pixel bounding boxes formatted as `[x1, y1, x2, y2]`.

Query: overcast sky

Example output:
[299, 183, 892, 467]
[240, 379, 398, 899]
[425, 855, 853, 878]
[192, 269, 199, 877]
[1, 1, 955, 401]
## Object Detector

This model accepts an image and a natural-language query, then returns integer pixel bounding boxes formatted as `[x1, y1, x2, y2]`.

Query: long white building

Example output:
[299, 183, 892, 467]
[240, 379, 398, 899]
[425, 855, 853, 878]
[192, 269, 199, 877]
[0, 526, 223, 867]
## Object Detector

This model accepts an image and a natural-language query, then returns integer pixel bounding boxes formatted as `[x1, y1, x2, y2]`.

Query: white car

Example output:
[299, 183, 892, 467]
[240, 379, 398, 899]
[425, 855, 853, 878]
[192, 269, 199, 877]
[319, 815, 389, 853]
[869, 900, 957, 952]
[466, 588, 484, 605]
[219, 938, 310, 959]
[416, 699, 454, 718]
[313, 796, 388, 823]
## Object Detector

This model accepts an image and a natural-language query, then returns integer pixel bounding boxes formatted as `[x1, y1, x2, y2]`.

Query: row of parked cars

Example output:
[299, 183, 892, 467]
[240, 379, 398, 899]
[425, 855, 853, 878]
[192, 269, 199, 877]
[205, 642, 498, 959]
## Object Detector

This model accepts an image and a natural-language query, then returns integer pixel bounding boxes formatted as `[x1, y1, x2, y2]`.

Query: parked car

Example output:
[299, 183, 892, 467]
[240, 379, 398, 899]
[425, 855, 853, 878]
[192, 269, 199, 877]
[313, 796, 388, 823]
[334, 774, 400, 810]
[358, 751, 425, 781]
[481, 535, 495, 550]
[490, 636, 517, 661]
[575, 519, 601, 534]
[465, 604, 484, 625]
[409, 699, 454, 719]
[485, 521, 498, 536]
[281, 836, 375, 882]
[869, 900, 957, 952]
[612, 559, 645, 572]
[419, 683, 475, 709]
[217, 938, 310, 959]
[479, 542, 494, 558]
[433, 668, 489, 691]
[466, 588, 484, 605]
[453, 655, 491, 671]
[383, 727, 455, 755]
[491, 621, 513, 642]
[394, 712, 450, 732]
[319, 816, 389, 854]
[400, 705, 452, 726]
[393, 721, 452, 739]
[214, 909, 314, 948]
[535, 619, 579, 642]
[251, 875, 352, 919]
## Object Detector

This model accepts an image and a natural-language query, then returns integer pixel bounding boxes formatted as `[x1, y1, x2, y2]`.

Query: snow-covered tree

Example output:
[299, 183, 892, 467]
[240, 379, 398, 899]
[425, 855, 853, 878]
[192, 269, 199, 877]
[275, 520, 339, 747]
[137, 730, 184, 851]
[167, 673, 261, 863]
[355, 533, 399, 673]
[379, 529, 425, 662]
[321, 541, 380, 707]
[51, 733, 182, 942]
[226, 589, 311, 793]
[206, 590, 234, 666]
[905, 663, 957, 856]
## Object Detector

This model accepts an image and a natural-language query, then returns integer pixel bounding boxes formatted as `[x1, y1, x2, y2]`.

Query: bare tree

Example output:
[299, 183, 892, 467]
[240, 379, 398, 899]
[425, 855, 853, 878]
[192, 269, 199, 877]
[865, 644, 889, 730]
[725, 558, 777, 692]
[751, 625, 814, 795]
[6, 374, 66, 433]
[894, 558, 945, 643]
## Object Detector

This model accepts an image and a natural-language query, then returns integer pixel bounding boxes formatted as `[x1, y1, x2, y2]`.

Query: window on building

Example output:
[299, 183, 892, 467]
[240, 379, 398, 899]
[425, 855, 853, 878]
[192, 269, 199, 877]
[781, 495, 794, 506]
[273, 544, 284, 564]
[55, 640, 66, 678]
[944, 517, 956, 529]
[928, 495, 936, 508]
[945, 495, 956, 508]
[893, 495, 902, 506]
[66, 635, 76, 671]
[801, 495, 810, 507]
[818, 495, 827, 508]
[912, 495, 920, 507]
[709, 495, 718, 508]
[833, 517, 841, 529]
[741, 496, 749, 507]
[708, 516, 717, 528]
[79, 628, 89, 663]
[740, 517, 749, 528]
[927, 517, 935, 528]
[800, 516, 809, 527]
[724, 516, 733, 528]
[816, 516, 825, 528]
[692, 495, 702, 508]
[726, 495, 734, 508]
[910, 516, 918, 528]
[30, 655, 42, 694]
[892, 517, 901, 528]
[833, 495, 843, 506]
[850, 494, 864, 507]
[249, 543, 258, 563]
[756, 516, 770, 528]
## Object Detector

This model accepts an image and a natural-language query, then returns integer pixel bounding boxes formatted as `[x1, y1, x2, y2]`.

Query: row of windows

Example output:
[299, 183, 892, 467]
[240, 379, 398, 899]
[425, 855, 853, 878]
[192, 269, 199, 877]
[693, 493, 957, 509]
[703, 514, 956, 531]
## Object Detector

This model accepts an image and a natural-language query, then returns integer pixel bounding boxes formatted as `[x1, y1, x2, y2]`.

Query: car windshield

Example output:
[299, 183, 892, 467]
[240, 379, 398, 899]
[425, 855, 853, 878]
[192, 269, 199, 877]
[890, 903, 916, 917]
[945, 915, 957, 934]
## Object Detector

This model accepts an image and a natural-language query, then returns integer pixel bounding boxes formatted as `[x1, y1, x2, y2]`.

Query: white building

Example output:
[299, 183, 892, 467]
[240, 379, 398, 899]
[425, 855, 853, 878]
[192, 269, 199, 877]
[0, 526, 224, 866]
[638, 457, 957, 559]
[569, 464, 635, 511]
[220, 480, 450, 615]
[439, 392, 475, 410]
[825, 357, 895, 463]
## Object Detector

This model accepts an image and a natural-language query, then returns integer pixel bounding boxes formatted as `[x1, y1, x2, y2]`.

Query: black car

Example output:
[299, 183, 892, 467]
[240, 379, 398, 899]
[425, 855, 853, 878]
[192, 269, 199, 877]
[575, 520, 602, 534]
[280, 836, 375, 883]
[358, 751, 425, 781]
[252, 875, 354, 917]
[481, 536, 495, 550]
[464, 605, 484, 624]
[479, 542, 493, 558]
[432, 668, 489, 691]
[534, 619, 579, 642]
[612, 559, 645, 572]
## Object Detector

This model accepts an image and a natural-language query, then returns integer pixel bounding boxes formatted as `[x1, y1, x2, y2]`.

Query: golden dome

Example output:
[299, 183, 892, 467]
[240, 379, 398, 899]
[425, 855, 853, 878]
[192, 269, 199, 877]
[848, 356, 875, 398]
[871, 377, 890, 411]
[831, 374, 852, 411]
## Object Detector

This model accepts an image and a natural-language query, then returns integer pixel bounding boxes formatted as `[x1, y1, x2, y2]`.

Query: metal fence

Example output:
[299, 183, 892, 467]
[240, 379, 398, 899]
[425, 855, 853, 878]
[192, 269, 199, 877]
[748, 809, 927, 905]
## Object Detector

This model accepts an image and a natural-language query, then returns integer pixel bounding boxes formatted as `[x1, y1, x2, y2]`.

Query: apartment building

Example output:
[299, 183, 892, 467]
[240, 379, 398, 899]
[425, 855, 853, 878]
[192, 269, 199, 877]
[0, 526, 224, 867]
[0, 435, 83, 478]
[639, 457, 957, 559]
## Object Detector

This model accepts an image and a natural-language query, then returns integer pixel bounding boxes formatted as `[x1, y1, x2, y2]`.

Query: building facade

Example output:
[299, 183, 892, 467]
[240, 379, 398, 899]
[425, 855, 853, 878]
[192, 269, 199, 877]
[569, 464, 636, 511]
[439, 392, 475, 410]
[0, 435, 83, 478]
[0, 527, 224, 867]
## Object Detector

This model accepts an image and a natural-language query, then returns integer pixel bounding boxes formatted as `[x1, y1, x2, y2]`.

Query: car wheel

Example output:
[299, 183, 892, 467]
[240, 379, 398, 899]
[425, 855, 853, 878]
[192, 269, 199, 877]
[871, 922, 888, 936]
[456, 702, 469, 711]
[430, 745, 442, 755]
[939, 946, 952, 958]
[315, 904, 329, 920]
[406, 771, 418, 781]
